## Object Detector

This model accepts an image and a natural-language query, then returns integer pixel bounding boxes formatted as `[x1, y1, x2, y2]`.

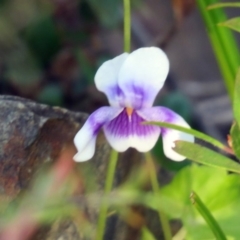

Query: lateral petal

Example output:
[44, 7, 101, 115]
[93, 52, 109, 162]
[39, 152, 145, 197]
[118, 47, 169, 109]
[73, 137, 97, 162]
[137, 107, 194, 161]
[73, 106, 123, 162]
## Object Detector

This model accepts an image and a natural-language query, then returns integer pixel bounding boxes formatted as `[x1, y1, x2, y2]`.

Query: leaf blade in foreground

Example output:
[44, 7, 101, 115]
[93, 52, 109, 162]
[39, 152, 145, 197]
[218, 17, 240, 33]
[146, 121, 229, 152]
[207, 2, 240, 10]
[233, 68, 240, 125]
[230, 123, 240, 160]
[190, 191, 227, 240]
[174, 141, 240, 173]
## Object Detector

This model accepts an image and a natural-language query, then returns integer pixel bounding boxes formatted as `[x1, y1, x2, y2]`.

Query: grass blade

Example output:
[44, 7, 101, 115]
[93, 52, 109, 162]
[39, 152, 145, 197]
[190, 191, 227, 240]
[174, 141, 240, 173]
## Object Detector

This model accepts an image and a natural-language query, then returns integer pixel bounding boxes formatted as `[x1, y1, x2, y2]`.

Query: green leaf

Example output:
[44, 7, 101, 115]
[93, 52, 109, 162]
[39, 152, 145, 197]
[174, 141, 240, 173]
[141, 227, 157, 240]
[159, 165, 240, 240]
[218, 17, 240, 33]
[146, 121, 228, 151]
[230, 122, 240, 159]
[233, 68, 240, 125]
[207, 2, 240, 10]
[190, 191, 227, 240]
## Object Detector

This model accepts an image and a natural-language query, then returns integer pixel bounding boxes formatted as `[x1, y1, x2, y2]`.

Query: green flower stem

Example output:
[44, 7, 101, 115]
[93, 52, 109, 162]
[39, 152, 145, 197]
[123, 0, 131, 52]
[145, 152, 172, 240]
[96, 0, 131, 237]
[190, 191, 227, 240]
[96, 149, 118, 240]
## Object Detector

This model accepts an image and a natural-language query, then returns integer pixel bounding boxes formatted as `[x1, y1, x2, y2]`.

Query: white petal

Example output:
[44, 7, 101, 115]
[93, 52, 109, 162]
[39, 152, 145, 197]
[95, 53, 129, 107]
[137, 107, 194, 161]
[73, 106, 123, 162]
[162, 122, 193, 161]
[118, 47, 169, 109]
[104, 131, 161, 153]
[103, 109, 160, 152]
[73, 137, 96, 162]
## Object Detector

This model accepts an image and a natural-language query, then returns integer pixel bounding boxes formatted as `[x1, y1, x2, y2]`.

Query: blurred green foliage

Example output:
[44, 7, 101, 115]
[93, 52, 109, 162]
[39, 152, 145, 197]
[23, 16, 61, 66]
[160, 165, 240, 239]
[37, 84, 63, 106]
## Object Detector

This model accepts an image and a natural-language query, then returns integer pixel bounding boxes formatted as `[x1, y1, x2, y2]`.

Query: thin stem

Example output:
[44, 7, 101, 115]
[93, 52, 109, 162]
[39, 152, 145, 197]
[123, 0, 131, 52]
[145, 152, 172, 240]
[96, 149, 118, 240]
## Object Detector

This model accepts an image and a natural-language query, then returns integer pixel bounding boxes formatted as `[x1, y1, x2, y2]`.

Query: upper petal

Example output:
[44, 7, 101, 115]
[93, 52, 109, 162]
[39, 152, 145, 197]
[73, 106, 123, 162]
[118, 47, 169, 109]
[95, 53, 129, 107]
[137, 107, 194, 161]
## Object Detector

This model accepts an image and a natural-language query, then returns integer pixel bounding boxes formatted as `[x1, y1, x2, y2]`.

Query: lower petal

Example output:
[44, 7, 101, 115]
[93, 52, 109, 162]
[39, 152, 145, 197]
[137, 107, 194, 161]
[73, 106, 123, 162]
[103, 109, 160, 152]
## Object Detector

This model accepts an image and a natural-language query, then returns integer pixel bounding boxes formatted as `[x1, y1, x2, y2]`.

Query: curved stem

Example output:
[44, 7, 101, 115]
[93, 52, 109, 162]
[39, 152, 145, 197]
[123, 0, 131, 52]
[145, 152, 172, 240]
[96, 149, 118, 240]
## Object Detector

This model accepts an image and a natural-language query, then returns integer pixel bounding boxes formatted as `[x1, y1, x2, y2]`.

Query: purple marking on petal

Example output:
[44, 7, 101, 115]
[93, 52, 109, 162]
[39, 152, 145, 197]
[86, 107, 123, 135]
[104, 108, 159, 137]
[156, 107, 183, 135]
[137, 107, 182, 134]
[88, 117, 104, 135]
[124, 82, 146, 109]
[108, 85, 125, 107]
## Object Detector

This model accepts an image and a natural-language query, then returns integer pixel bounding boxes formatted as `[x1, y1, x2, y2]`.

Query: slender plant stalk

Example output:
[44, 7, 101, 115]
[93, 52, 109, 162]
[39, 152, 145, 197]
[96, 0, 131, 238]
[190, 191, 227, 240]
[96, 149, 118, 240]
[145, 152, 172, 240]
[123, 0, 131, 52]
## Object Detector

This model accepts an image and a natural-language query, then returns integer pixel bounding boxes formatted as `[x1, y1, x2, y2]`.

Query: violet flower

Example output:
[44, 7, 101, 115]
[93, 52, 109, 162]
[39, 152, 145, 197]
[73, 47, 194, 162]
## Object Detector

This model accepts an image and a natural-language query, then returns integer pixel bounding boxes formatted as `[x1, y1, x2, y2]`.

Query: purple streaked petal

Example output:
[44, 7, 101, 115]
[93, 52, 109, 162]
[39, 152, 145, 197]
[118, 47, 169, 109]
[95, 53, 129, 107]
[103, 109, 160, 152]
[73, 106, 123, 162]
[137, 107, 194, 161]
